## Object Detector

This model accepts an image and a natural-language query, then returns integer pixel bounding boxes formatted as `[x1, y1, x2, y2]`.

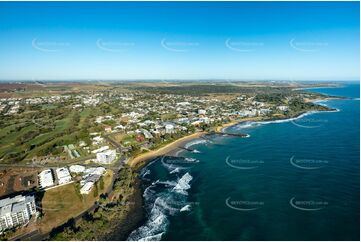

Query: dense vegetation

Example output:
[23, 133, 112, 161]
[49, 167, 141, 240]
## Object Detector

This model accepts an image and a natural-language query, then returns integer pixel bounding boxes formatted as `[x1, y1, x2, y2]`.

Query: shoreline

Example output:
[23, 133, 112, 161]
[124, 104, 340, 239]
[122, 112, 315, 240]
[46, 93, 337, 240]
[36, 96, 339, 241]
[128, 95, 339, 170]
[128, 132, 206, 169]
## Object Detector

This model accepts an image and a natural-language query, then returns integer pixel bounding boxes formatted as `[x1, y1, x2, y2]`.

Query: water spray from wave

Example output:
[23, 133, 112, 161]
[128, 170, 194, 241]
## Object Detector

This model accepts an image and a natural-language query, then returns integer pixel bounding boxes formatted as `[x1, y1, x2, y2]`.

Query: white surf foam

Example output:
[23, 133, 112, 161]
[130, 171, 194, 241]
[173, 172, 193, 195]
[139, 232, 165, 241]
[169, 167, 180, 174]
[180, 204, 191, 212]
[161, 158, 175, 171]
[141, 169, 151, 178]
[127, 207, 168, 241]
[157, 180, 177, 187]
[184, 139, 207, 149]
[174, 149, 185, 156]
[234, 122, 258, 130]
[184, 157, 199, 163]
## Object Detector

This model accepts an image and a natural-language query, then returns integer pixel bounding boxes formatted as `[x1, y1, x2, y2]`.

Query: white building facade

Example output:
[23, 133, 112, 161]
[0, 195, 36, 232]
[55, 167, 72, 185]
[96, 150, 116, 164]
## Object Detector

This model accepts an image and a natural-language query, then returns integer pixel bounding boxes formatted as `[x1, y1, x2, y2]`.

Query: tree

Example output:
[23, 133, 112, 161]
[99, 177, 104, 190]
[93, 182, 99, 198]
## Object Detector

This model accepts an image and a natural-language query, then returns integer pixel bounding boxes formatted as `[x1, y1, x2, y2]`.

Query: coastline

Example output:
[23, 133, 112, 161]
[128, 132, 206, 169]
[103, 176, 144, 241]
[42, 96, 340, 241]
[128, 95, 339, 170]
[122, 111, 319, 240]
[123, 97, 340, 239]
[41, 93, 338, 240]
[215, 116, 266, 132]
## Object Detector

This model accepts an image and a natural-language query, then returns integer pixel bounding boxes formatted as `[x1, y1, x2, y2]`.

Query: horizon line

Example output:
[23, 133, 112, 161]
[0, 79, 359, 83]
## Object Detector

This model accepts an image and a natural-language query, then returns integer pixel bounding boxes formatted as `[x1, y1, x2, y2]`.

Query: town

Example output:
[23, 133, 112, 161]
[0, 81, 335, 239]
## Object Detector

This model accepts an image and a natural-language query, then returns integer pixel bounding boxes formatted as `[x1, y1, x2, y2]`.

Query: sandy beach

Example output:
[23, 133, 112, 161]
[128, 132, 206, 168]
[129, 117, 277, 169]
[122, 96, 339, 240]
[127, 96, 337, 170]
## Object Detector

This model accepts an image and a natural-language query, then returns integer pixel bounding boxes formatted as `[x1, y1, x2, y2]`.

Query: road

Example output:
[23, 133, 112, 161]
[103, 132, 129, 153]
[3, 132, 129, 240]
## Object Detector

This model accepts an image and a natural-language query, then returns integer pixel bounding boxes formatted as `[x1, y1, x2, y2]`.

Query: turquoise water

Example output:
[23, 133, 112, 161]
[128, 82, 360, 241]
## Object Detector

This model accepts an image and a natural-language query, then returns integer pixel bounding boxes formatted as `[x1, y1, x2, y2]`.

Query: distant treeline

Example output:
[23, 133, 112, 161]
[128, 84, 294, 96]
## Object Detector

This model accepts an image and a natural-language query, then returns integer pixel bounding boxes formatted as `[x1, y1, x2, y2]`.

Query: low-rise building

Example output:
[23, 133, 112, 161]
[198, 109, 206, 115]
[104, 126, 112, 133]
[140, 129, 153, 139]
[38, 169, 54, 189]
[55, 167, 72, 185]
[278, 105, 289, 111]
[165, 123, 175, 134]
[69, 165, 86, 173]
[79, 167, 106, 194]
[80, 182, 94, 194]
[0, 195, 36, 232]
[91, 146, 109, 154]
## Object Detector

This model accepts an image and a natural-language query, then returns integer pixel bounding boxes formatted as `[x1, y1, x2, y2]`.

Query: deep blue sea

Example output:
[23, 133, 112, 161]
[128, 82, 360, 241]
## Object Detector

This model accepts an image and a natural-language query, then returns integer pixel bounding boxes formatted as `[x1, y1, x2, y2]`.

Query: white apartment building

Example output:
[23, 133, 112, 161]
[96, 149, 116, 164]
[0, 195, 36, 232]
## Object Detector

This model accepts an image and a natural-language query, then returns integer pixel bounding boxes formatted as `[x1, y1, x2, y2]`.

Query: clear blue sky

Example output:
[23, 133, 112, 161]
[0, 1, 359, 81]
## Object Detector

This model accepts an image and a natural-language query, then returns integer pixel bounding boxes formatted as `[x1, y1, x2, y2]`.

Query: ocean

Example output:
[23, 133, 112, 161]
[127, 82, 360, 241]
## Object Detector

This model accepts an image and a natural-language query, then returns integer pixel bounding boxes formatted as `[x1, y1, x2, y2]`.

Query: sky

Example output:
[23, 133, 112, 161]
[0, 1, 359, 81]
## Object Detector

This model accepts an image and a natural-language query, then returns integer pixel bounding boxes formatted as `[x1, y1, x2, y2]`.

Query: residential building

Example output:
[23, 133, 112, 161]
[55, 167, 72, 185]
[278, 105, 289, 111]
[96, 150, 116, 164]
[141, 129, 153, 139]
[198, 109, 206, 115]
[79, 167, 106, 194]
[0, 195, 36, 232]
[80, 182, 94, 194]
[104, 126, 112, 133]
[165, 124, 175, 134]
[38, 169, 54, 189]
[91, 146, 109, 154]
[69, 165, 86, 173]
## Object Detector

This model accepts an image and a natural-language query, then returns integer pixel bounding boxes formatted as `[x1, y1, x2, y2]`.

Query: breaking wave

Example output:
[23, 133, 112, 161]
[184, 139, 207, 149]
[161, 157, 200, 174]
[173, 172, 193, 195]
[128, 168, 194, 241]
[180, 204, 192, 212]
[170, 167, 180, 174]
[234, 109, 338, 132]
[234, 122, 260, 130]
[185, 158, 199, 163]
[140, 169, 151, 178]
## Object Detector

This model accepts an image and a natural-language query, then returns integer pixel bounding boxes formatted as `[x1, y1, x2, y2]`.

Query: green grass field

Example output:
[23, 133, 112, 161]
[0, 105, 96, 164]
